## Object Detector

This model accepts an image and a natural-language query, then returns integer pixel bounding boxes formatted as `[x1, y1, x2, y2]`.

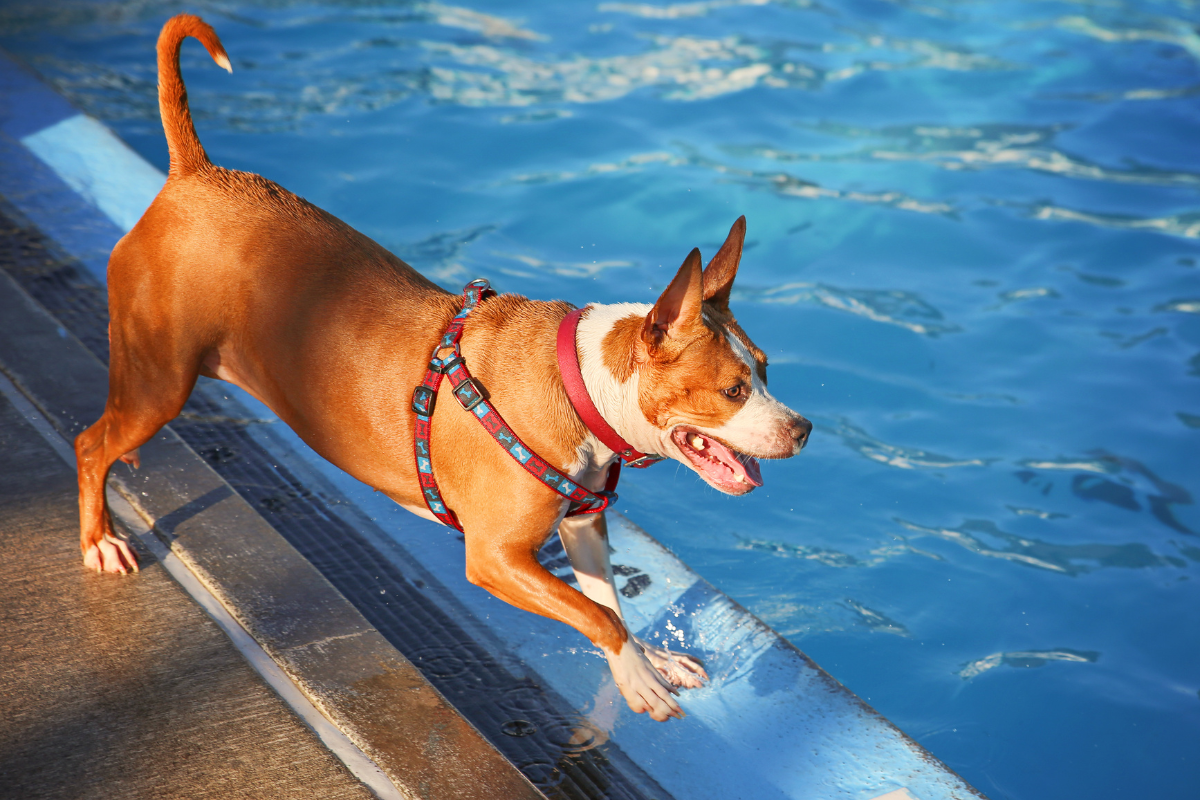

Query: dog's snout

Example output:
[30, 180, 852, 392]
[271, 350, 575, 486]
[791, 416, 812, 451]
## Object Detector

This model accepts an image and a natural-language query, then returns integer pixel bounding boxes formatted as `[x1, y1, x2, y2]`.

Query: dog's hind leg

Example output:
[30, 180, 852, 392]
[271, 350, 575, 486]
[75, 308, 204, 574]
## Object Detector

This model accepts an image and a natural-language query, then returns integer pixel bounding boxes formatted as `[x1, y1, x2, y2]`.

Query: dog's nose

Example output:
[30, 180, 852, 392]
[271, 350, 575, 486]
[792, 416, 812, 451]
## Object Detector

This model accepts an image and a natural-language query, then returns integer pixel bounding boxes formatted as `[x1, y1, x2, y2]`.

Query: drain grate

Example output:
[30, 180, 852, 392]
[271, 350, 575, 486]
[0, 208, 670, 800]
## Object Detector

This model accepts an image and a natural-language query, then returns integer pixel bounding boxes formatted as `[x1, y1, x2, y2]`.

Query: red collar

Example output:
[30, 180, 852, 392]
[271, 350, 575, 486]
[556, 308, 664, 469]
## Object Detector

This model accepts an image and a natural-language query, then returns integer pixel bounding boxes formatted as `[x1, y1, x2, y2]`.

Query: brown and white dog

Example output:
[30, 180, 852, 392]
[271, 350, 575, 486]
[77, 15, 811, 722]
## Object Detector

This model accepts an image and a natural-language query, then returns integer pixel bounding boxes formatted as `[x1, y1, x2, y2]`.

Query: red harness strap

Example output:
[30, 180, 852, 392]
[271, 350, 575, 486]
[412, 280, 622, 532]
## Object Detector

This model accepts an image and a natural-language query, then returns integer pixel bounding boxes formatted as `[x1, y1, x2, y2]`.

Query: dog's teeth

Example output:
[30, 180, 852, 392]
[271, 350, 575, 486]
[734, 474, 745, 484]
[690, 435, 704, 450]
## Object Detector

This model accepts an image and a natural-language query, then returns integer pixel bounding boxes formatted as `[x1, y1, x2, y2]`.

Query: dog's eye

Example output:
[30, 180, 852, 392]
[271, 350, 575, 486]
[723, 384, 743, 399]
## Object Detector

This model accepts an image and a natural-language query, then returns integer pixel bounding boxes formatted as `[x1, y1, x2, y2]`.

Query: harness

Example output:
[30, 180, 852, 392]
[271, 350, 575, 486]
[412, 279, 662, 531]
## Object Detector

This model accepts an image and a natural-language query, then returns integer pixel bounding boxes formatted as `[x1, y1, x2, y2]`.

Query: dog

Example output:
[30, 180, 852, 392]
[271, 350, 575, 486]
[77, 14, 811, 723]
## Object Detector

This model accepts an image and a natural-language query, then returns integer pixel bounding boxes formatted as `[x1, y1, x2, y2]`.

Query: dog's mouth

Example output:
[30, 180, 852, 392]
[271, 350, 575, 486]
[672, 428, 763, 495]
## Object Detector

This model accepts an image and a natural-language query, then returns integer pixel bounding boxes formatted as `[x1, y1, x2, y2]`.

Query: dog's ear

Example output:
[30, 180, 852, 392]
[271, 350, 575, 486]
[643, 248, 704, 347]
[702, 215, 745, 312]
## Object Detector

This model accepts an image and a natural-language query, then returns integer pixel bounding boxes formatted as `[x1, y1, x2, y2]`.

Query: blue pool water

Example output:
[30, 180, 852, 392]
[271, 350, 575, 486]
[4, 1, 1198, 797]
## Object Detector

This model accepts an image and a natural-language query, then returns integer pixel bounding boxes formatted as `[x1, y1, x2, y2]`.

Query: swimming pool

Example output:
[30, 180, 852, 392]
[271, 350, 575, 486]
[3, 1, 1197, 797]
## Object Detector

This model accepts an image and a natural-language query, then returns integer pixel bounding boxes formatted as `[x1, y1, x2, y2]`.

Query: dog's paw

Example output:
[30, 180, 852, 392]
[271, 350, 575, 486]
[635, 637, 708, 689]
[606, 640, 685, 722]
[83, 533, 139, 575]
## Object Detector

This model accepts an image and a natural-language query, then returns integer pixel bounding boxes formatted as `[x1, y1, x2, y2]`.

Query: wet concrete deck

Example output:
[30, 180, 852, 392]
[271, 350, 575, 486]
[0, 387, 379, 799]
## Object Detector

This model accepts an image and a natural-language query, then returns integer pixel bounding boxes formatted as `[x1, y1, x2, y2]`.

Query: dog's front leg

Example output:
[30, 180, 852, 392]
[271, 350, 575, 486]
[559, 513, 708, 690]
[461, 511, 684, 721]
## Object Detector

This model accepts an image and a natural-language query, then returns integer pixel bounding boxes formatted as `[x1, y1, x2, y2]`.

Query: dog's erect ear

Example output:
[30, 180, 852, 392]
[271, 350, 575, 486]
[644, 248, 704, 347]
[702, 215, 745, 312]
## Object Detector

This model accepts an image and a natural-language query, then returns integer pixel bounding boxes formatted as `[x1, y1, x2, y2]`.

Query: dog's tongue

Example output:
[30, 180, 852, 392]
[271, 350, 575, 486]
[705, 437, 763, 487]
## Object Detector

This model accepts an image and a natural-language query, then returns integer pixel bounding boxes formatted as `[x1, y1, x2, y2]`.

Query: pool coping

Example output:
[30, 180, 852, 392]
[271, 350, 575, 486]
[0, 47, 543, 800]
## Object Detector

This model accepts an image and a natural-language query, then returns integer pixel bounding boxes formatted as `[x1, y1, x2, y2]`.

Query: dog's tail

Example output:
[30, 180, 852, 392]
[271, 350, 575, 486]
[157, 14, 231, 175]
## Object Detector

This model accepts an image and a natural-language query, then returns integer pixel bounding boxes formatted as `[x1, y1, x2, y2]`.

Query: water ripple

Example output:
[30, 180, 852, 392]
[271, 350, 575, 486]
[1155, 299, 1200, 314]
[390, 223, 496, 282]
[490, 251, 636, 278]
[505, 151, 683, 184]
[843, 598, 911, 636]
[824, 418, 992, 469]
[732, 282, 960, 336]
[1029, 205, 1200, 239]
[1016, 452, 1194, 535]
[423, 35, 787, 106]
[734, 533, 942, 567]
[822, 36, 1014, 81]
[1050, 83, 1200, 103]
[731, 123, 1200, 189]
[957, 648, 1099, 680]
[599, 0, 776, 19]
[1052, 14, 1200, 60]
[896, 518, 1182, 575]
[421, 27, 1012, 107]
[423, 2, 544, 41]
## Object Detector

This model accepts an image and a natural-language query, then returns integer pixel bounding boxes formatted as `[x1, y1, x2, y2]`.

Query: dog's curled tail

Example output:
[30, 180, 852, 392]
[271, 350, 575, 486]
[157, 14, 231, 175]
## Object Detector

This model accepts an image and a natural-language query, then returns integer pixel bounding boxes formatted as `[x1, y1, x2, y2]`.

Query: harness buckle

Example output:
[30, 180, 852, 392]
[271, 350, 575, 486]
[625, 454, 665, 468]
[412, 385, 436, 416]
[430, 354, 464, 375]
[453, 378, 485, 412]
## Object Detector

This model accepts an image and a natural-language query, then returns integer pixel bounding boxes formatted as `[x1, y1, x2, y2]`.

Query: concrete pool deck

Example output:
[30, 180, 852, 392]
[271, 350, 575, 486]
[0, 43, 985, 800]
[0, 368, 379, 800]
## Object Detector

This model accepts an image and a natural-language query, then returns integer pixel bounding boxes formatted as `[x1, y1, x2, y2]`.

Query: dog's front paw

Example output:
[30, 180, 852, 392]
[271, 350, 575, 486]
[634, 637, 708, 689]
[83, 533, 139, 575]
[606, 640, 684, 722]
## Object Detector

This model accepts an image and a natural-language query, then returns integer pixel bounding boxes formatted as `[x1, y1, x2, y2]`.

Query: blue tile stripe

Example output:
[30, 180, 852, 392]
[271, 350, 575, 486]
[0, 50, 164, 282]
